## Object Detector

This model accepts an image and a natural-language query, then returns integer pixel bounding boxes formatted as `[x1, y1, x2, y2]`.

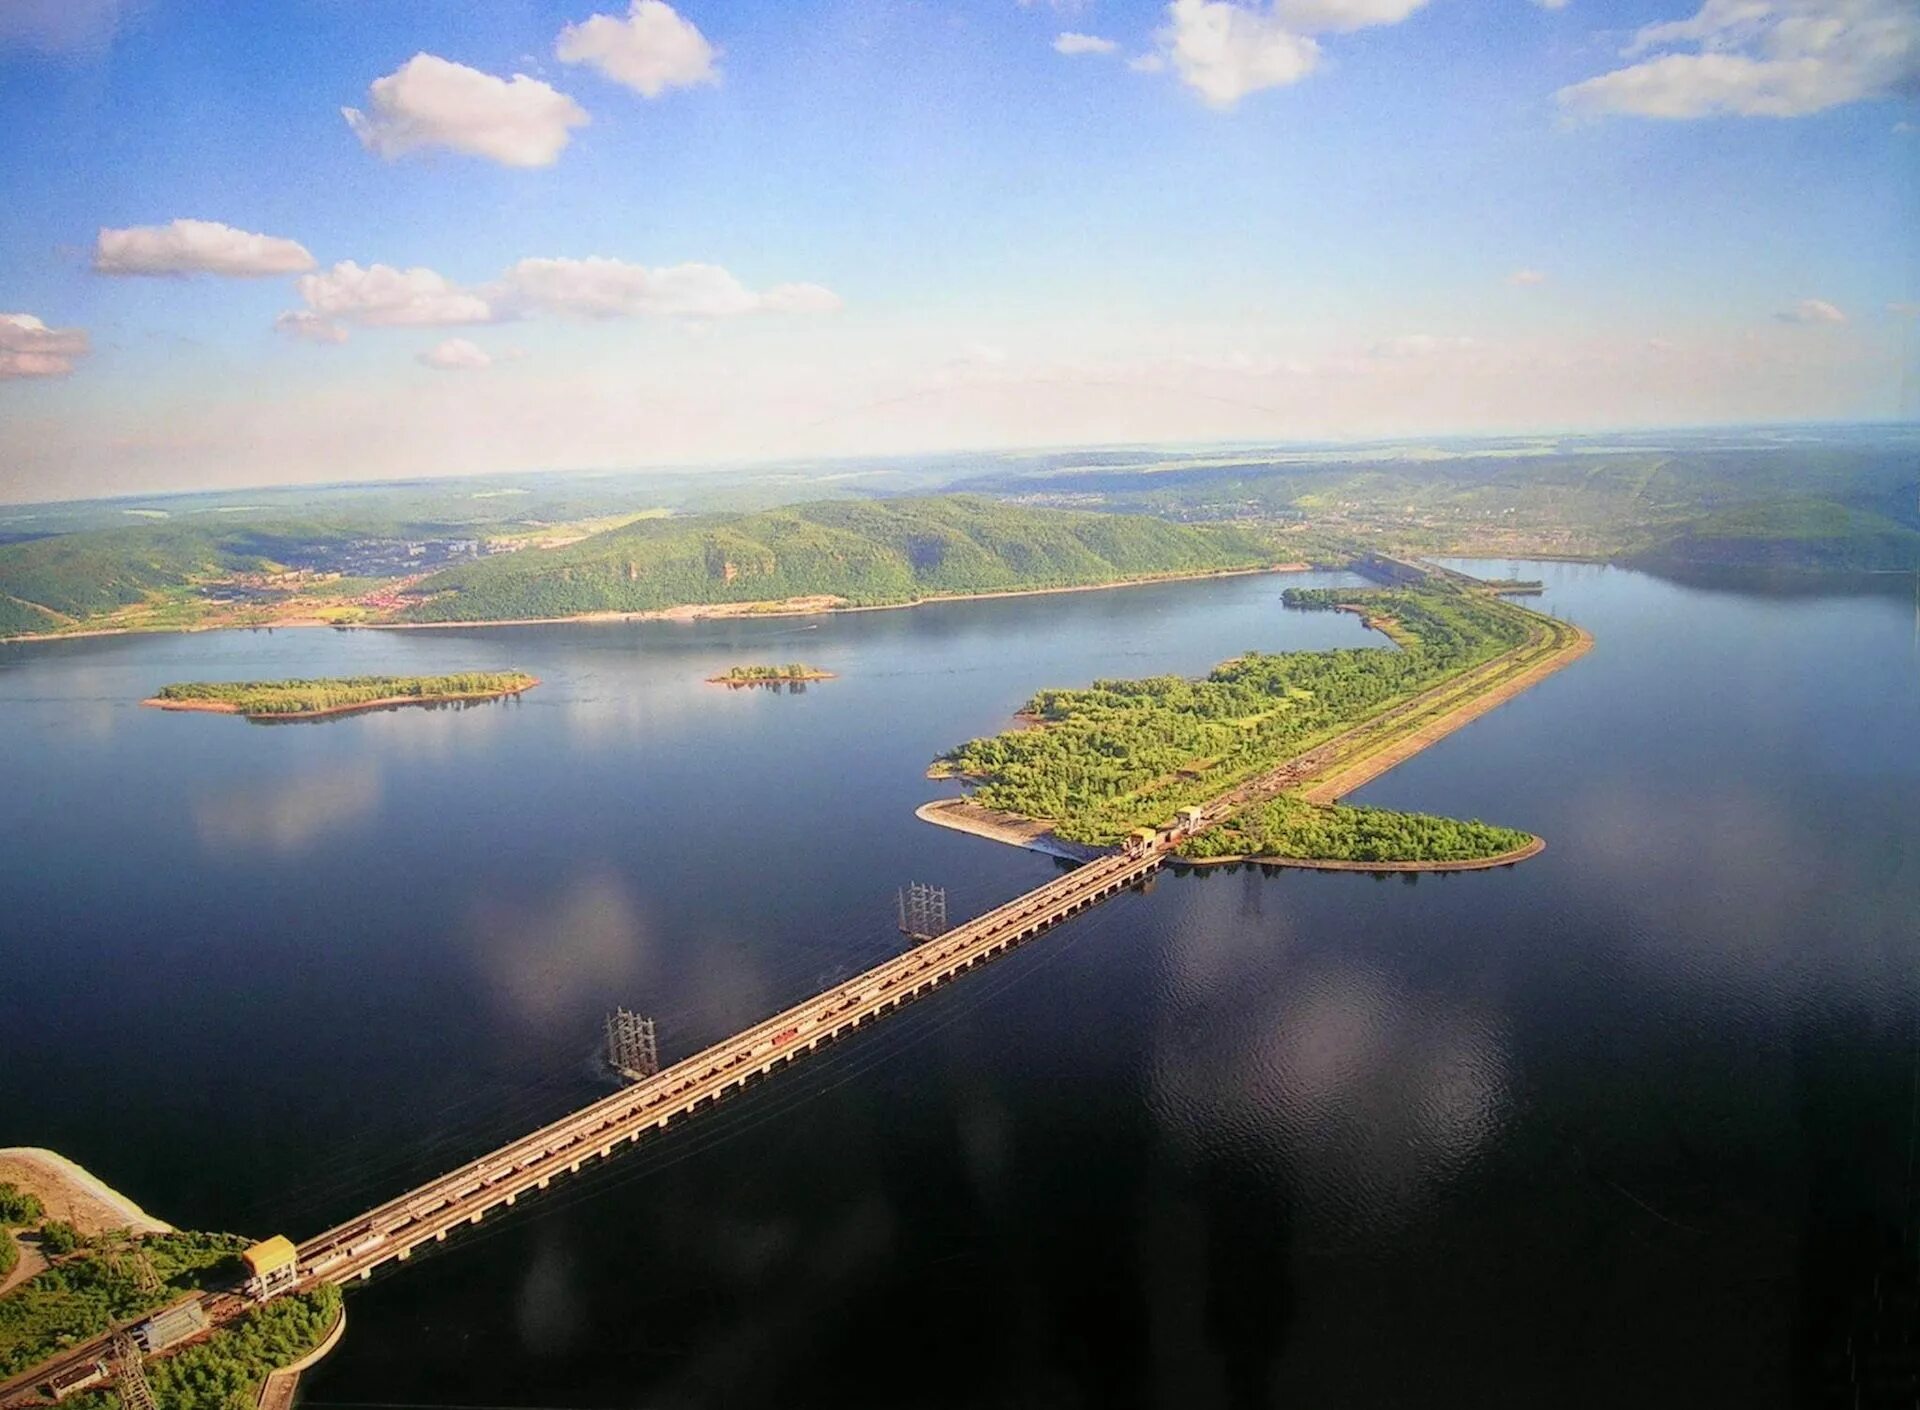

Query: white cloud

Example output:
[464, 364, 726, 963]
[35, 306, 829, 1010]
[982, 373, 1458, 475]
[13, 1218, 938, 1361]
[556, 1, 719, 97]
[1508, 268, 1549, 285]
[0, 313, 89, 379]
[1889, 301, 1920, 317]
[293, 261, 495, 329]
[1270, 0, 1429, 34]
[1532, 0, 1570, 9]
[1158, 0, 1322, 106]
[344, 54, 588, 167]
[1775, 297, 1847, 323]
[1556, 0, 1920, 119]
[1055, 32, 1120, 54]
[1129, 52, 1169, 70]
[94, 219, 315, 277]
[758, 282, 844, 315]
[273, 311, 350, 345]
[419, 338, 494, 371]
[501, 257, 841, 319]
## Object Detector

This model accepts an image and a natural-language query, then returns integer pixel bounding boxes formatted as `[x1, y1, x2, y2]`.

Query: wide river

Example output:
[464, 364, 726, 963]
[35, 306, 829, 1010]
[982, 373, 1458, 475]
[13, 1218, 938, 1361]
[3, 562, 1917, 1408]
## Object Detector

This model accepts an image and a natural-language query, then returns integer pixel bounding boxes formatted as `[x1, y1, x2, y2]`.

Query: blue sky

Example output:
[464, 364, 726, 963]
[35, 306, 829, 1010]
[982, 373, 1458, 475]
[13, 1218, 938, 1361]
[0, 0, 1913, 501]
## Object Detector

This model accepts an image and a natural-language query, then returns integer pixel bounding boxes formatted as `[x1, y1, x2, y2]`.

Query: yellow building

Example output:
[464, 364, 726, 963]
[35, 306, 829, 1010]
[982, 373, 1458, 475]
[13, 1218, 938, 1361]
[242, 1235, 299, 1300]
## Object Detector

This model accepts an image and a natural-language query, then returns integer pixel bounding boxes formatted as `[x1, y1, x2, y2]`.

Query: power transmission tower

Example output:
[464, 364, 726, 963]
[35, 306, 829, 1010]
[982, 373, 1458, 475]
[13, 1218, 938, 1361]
[897, 882, 949, 942]
[110, 1333, 158, 1410]
[605, 1008, 659, 1081]
[98, 1232, 160, 1295]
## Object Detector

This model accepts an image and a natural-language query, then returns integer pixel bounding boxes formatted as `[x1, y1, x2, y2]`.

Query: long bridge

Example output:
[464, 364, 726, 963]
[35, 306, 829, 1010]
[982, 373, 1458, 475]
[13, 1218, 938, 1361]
[0, 843, 1170, 1405]
[293, 844, 1164, 1284]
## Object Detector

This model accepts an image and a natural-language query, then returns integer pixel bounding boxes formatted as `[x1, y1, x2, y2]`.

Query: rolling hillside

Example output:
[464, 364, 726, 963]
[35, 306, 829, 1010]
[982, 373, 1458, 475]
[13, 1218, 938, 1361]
[401, 497, 1282, 623]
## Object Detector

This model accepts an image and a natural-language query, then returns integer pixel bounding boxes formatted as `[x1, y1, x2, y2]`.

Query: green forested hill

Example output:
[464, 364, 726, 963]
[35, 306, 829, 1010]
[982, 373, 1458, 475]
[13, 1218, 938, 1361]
[0, 525, 239, 622]
[1625, 499, 1920, 572]
[401, 497, 1280, 622]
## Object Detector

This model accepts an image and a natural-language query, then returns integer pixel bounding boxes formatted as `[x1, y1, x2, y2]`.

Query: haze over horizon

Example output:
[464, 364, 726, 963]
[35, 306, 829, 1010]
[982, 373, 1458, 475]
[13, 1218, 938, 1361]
[3, 0, 1915, 503]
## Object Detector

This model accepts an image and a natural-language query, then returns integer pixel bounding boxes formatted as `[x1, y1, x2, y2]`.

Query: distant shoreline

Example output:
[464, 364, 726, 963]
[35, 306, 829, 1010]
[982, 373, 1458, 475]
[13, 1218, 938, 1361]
[0, 562, 1312, 647]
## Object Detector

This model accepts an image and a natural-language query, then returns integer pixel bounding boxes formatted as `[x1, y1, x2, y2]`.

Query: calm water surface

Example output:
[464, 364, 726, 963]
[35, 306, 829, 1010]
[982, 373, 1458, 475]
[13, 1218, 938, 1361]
[2, 563, 1916, 1408]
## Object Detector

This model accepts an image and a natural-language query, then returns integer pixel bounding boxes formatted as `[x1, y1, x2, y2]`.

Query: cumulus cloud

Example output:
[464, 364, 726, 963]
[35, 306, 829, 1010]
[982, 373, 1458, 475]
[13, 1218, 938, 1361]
[1158, 0, 1321, 105]
[500, 257, 841, 319]
[757, 281, 844, 314]
[0, 313, 89, 379]
[94, 219, 315, 277]
[555, 0, 719, 97]
[290, 261, 495, 333]
[277, 256, 836, 343]
[1269, 0, 1429, 33]
[273, 310, 350, 345]
[1150, 0, 1427, 105]
[1775, 297, 1847, 323]
[344, 54, 588, 167]
[1055, 31, 1120, 54]
[1508, 268, 1549, 285]
[419, 338, 494, 371]
[1556, 0, 1920, 119]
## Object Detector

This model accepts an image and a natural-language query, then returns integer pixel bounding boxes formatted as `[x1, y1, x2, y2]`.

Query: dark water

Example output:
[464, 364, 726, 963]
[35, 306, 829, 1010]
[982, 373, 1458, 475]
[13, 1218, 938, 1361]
[2, 563, 1916, 1409]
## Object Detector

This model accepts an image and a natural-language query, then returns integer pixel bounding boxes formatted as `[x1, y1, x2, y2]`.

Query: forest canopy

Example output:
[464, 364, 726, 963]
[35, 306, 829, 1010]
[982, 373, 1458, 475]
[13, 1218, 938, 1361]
[935, 587, 1530, 844]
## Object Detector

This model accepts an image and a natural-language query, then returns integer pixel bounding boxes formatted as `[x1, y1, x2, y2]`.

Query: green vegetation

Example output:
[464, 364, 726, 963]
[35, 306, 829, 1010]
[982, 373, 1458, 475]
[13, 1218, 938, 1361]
[1180, 793, 1533, 864]
[403, 496, 1281, 623]
[62, 1285, 341, 1410]
[1625, 498, 1920, 572]
[0, 1183, 43, 1281]
[0, 1231, 247, 1378]
[955, 431, 1920, 572]
[935, 587, 1530, 844]
[40, 1221, 80, 1256]
[0, 1183, 43, 1227]
[710, 663, 832, 683]
[149, 672, 537, 717]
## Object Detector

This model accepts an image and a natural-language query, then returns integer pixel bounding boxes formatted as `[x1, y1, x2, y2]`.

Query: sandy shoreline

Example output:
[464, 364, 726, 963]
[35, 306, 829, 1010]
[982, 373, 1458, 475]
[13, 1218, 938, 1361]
[0, 1147, 173, 1236]
[0, 563, 1312, 647]
[1299, 624, 1593, 804]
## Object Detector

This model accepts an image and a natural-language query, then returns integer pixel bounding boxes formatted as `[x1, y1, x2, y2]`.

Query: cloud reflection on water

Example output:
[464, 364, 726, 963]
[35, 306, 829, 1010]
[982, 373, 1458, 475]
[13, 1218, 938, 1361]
[464, 869, 651, 1032]
[193, 761, 383, 856]
[1149, 895, 1513, 1241]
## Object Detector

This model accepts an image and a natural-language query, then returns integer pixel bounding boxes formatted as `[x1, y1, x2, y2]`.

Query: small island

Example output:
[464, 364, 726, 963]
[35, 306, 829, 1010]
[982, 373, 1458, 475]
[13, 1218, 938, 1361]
[143, 672, 539, 720]
[706, 663, 836, 688]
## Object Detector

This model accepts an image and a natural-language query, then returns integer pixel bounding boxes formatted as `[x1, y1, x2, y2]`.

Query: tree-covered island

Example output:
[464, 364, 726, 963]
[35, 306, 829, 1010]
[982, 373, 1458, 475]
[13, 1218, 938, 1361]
[932, 585, 1580, 868]
[143, 672, 538, 720]
[706, 663, 836, 685]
